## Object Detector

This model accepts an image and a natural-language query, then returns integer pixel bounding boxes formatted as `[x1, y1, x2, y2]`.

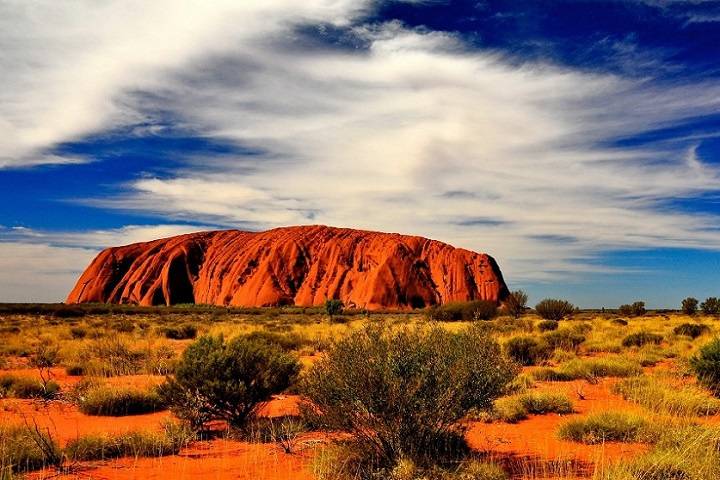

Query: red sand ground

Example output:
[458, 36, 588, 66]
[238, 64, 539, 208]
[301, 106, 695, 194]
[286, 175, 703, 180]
[2, 366, 661, 479]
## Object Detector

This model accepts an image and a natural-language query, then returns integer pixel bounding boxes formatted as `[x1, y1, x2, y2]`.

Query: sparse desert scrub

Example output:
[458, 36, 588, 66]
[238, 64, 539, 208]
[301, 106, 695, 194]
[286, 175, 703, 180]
[537, 320, 559, 332]
[535, 299, 575, 321]
[533, 357, 641, 381]
[159, 334, 300, 430]
[78, 384, 166, 416]
[542, 328, 586, 350]
[70, 336, 177, 376]
[302, 323, 518, 475]
[491, 391, 574, 423]
[65, 421, 192, 461]
[618, 301, 646, 317]
[427, 300, 498, 321]
[612, 376, 720, 416]
[558, 411, 656, 444]
[159, 323, 198, 340]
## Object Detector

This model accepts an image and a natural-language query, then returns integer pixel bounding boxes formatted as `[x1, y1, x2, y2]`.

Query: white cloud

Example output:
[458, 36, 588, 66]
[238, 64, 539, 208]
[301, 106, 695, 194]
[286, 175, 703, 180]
[2, 1, 720, 297]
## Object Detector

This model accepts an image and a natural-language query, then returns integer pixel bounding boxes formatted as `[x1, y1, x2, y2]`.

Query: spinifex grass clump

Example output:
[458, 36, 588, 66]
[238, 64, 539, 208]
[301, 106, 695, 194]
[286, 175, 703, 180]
[0, 425, 61, 475]
[78, 384, 167, 416]
[0, 374, 59, 399]
[613, 376, 720, 417]
[302, 323, 518, 477]
[673, 323, 710, 339]
[690, 338, 720, 396]
[558, 411, 656, 444]
[492, 391, 574, 423]
[533, 357, 641, 381]
[504, 336, 552, 366]
[622, 331, 663, 348]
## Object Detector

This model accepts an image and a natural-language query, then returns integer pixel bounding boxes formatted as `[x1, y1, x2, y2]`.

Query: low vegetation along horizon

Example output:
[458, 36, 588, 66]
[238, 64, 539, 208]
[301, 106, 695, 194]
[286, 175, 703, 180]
[2, 294, 720, 479]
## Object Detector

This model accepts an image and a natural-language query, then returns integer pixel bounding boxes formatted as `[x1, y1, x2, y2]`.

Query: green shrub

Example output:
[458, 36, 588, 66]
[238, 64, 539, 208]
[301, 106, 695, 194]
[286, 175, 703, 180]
[504, 336, 552, 366]
[79, 385, 166, 416]
[159, 335, 300, 430]
[0, 425, 61, 474]
[534, 299, 575, 321]
[690, 338, 720, 395]
[428, 301, 498, 321]
[558, 411, 654, 444]
[673, 323, 710, 339]
[537, 320, 559, 332]
[542, 329, 585, 350]
[619, 301, 646, 317]
[701, 297, 720, 315]
[301, 323, 518, 469]
[682, 297, 699, 315]
[622, 331, 663, 347]
[492, 391, 573, 423]
[324, 299, 344, 316]
[244, 330, 309, 352]
[161, 323, 198, 340]
[504, 290, 528, 319]
[0, 374, 59, 399]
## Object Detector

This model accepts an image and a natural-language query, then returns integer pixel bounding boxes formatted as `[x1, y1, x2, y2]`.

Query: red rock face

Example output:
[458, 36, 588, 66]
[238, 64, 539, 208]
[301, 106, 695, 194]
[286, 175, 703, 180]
[67, 225, 508, 310]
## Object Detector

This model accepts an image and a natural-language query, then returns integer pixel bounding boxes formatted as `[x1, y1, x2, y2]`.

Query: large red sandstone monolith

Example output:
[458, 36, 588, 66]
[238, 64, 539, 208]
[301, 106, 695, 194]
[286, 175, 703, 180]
[67, 225, 508, 310]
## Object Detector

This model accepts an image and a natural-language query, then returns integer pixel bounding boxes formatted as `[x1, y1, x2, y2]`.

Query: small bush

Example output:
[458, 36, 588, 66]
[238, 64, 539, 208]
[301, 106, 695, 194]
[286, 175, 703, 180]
[622, 332, 663, 347]
[673, 323, 710, 339]
[611, 318, 629, 326]
[428, 301, 498, 321]
[324, 299, 344, 316]
[558, 411, 654, 444]
[492, 392, 573, 423]
[619, 301, 646, 317]
[542, 329, 585, 350]
[537, 320, 559, 332]
[111, 319, 135, 333]
[0, 374, 59, 399]
[682, 297, 699, 315]
[244, 330, 309, 352]
[70, 326, 87, 339]
[690, 338, 720, 395]
[159, 335, 300, 430]
[701, 297, 720, 315]
[79, 385, 166, 416]
[161, 323, 198, 340]
[534, 299, 575, 321]
[504, 336, 552, 366]
[504, 290, 528, 319]
[302, 323, 518, 469]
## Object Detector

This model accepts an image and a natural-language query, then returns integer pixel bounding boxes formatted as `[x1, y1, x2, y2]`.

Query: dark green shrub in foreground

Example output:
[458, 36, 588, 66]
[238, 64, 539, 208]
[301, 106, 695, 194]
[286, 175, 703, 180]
[79, 385, 166, 416]
[159, 335, 300, 430]
[504, 290, 528, 319]
[535, 299, 575, 321]
[537, 320, 559, 332]
[673, 323, 710, 339]
[622, 332, 663, 348]
[701, 297, 720, 315]
[690, 338, 720, 395]
[505, 336, 552, 366]
[301, 323, 518, 469]
[682, 297, 699, 315]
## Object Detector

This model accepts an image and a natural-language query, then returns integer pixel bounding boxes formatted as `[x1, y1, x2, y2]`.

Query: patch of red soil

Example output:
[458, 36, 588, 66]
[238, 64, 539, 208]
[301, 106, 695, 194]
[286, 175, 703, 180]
[28, 438, 318, 480]
[467, 379, 650, 472]
[66, 225, 508, 310]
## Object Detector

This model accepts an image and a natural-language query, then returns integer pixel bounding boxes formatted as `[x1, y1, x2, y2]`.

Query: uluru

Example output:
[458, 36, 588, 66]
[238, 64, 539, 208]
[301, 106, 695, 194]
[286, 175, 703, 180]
[66, 225, 508, 310]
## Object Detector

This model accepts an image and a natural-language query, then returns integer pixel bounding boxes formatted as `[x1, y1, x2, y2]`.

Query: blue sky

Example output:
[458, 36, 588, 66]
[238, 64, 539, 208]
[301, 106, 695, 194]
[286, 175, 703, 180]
[1, 0, 720, 307]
